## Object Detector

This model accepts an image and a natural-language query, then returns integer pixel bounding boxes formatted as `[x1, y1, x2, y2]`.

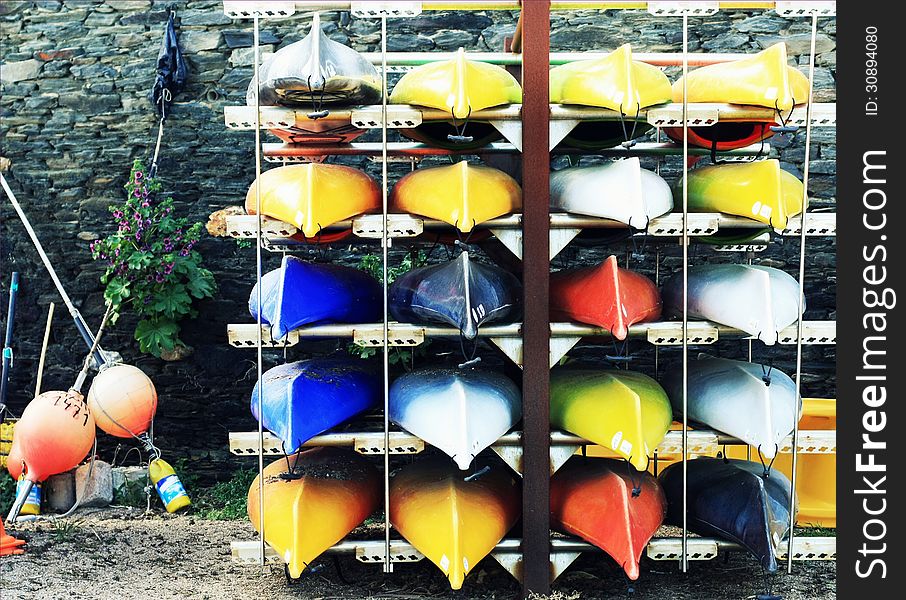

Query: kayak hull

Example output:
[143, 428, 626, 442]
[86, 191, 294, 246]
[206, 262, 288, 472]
[390, 457, 521, 590]
[550, 255, 662, 340]
[551, 158, 673, 227]
[550, 369, 673, 471]
[664, 43, 810, 149]
[247, 447, 381, 578]
[389, 251, 522, 339]
[249, 256, 382, 339]
[681, 159, 804, 232]
[390, 47, 521, 150]
[551, 456, 667, 580]
[390, 368, 522, 470]
[550, 45, 671, 150]
[251, 359, 381, 453]
[391, 161, 522, 232]
[662, 355, 802, 459]
[660, 457, 794, 573]
[245, 163, 380, 238]
[662, 263, 804, 346]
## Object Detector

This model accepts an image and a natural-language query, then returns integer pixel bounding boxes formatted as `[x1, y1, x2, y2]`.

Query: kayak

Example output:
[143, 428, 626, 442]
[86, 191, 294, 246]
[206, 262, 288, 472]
[662, 263, 803, 346]
[247, 447, 381, 578]
[660, 457, 794, 572]
[665, 43, 810, 150]
[550, 44, 672, 149]
[389, 47, 522, 150]
[245, 163, 380, 238]
[661, 355, 802, 459]
[249, 14, 381, 107]
[390, 367, 521, 470]
[550, 158, 673, 228]
[390, 161, 522, 232]
[389, 251, 522, 339]
[550, 456, 667, 580]
[680, 159, 804, 233]
[726, 398, 835, 527]
[249, 256, 382, 339]
[247, 14, 380, 144]
[550, 368, 673, 471]
[250, 359, 381, 454]
[550, 255, 662, 340]
[390, 456, 521, 590]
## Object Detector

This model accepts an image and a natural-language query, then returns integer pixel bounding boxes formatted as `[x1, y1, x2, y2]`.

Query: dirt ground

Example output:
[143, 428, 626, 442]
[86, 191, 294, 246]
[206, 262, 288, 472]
[0, 508, 835, 600]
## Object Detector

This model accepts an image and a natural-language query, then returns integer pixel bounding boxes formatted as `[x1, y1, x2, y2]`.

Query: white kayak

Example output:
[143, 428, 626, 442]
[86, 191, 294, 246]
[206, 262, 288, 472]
[662, 264, 804, 346]
[550, 158, 673, 228]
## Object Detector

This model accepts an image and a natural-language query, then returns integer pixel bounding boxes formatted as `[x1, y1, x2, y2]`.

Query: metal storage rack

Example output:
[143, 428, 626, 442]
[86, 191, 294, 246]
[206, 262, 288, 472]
[221, 1, 837, 596]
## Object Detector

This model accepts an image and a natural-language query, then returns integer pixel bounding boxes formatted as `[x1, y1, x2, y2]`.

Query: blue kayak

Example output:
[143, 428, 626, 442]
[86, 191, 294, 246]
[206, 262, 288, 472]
[390, 368, 522, 470]
[251, 358, 381, 453]
[249, 256, 382, 339]
[389, 251, 522, 339]
[659, 457, 794, 572]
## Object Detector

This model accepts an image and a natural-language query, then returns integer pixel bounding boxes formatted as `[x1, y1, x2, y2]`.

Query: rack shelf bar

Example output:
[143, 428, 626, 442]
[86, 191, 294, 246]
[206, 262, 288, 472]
[225, 103, 836, 130]
[229, 535, 835, 566]
[223, 1, 833, 19]
[223, 212, 836, 240]
[261, 140, 776, 161]
[226, 320, 836, 349]
[228, 428, 835, 459]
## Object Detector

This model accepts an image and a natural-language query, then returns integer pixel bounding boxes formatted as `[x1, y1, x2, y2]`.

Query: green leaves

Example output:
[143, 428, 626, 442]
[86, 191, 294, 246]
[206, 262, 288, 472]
[90, 159, 218, 358]
[135, 317, 180, 355]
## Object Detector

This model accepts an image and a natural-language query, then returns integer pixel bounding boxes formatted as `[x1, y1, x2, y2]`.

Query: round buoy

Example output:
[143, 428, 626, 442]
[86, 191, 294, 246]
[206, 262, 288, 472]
[5, 437, 22, 480]
[14, 390, 96, 482]
[87, 364, 157, 438]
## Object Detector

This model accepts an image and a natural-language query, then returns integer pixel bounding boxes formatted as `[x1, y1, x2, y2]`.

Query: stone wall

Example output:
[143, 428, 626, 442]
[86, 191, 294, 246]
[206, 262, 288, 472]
[0, 1, 836, 481]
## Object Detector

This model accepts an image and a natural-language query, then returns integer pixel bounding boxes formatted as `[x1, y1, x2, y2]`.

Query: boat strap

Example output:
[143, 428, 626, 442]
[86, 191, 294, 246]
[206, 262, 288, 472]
[756, 444, 779, 478]
[625, 459, 644, 498]
[447, 106, 474, 144]
[304, 75, 330, 120]
[616, 104, 642, 149]
[769, 98, 799, 149]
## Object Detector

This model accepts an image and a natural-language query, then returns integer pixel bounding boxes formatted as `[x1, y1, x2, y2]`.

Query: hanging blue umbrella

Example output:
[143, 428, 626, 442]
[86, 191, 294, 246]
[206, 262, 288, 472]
[148, 6, 187, 177]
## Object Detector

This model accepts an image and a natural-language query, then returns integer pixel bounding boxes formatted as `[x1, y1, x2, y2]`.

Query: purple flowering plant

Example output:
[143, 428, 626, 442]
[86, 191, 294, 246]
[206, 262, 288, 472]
[91, 160, 216, 357]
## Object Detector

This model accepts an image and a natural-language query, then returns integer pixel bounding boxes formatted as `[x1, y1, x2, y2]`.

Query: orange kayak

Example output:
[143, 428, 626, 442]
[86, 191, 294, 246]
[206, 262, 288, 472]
[551, 456, 666, 579]
[550, 255, 662, 340]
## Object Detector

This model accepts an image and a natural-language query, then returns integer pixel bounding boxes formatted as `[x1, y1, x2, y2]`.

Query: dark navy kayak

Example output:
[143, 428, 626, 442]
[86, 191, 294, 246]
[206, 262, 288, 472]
[389, 251, 522, 339]
[659, 457, 794, 572]
[251, 359, 381, 454]
[249, 256, 382, 340]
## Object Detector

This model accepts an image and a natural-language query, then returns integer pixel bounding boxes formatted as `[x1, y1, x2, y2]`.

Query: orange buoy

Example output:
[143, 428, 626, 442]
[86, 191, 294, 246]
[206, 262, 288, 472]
[14, 390, 95, 482]
[87, 365, 157, 438]
[6, 437, 22, 480]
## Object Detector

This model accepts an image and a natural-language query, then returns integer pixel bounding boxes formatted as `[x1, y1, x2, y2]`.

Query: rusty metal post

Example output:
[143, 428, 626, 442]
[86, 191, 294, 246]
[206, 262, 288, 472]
[520, 0, 551, 596]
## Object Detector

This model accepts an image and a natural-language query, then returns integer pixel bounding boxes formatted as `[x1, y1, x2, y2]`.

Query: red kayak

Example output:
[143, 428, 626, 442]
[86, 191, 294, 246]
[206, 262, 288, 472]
[551, 456, 667, 580]
[550, 255, 661, 340]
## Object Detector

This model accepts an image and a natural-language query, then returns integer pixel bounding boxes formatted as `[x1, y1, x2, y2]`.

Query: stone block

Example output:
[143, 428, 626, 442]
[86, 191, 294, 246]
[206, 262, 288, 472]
[180, 30, 222, 53]
[1, 58, 42, 83]
[74, 460, 113, 508]
[112, 465, 148, 506]
[45, 470, 76, 513]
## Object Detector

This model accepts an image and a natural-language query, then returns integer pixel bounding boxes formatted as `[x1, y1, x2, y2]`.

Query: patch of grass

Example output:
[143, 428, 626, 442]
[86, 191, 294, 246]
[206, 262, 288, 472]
[796, 525, 836, 537]
[51, 518, 82, 543]
[0, 471, 15, 514]
[193, 468, 257, 520]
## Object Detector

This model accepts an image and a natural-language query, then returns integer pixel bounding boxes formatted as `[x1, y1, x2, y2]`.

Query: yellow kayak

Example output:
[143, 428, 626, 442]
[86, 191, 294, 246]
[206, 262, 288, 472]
[247, 447, 381, 577]
[550, 45, 670, 149]
[681, 159, 805, 232]
[390, 457, 521, 590]
[551, 44, 671, 114]
[245, 163, 380, 238]
[389, 47, 522, 149]
[671, 43, 810, 111]
[726, 398, 836, 527]
[551, 369, 673, 472]
[390, 161, 521, 232]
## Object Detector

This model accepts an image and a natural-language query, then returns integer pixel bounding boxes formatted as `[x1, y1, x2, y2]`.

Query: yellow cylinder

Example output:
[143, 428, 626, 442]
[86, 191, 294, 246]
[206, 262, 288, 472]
[149, 458, 191, 513]
[16, 475, 41, 516]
